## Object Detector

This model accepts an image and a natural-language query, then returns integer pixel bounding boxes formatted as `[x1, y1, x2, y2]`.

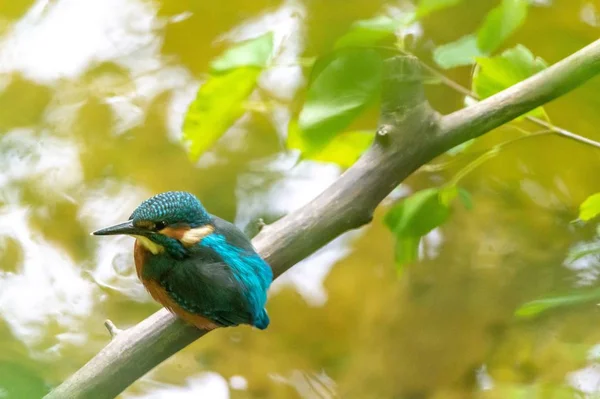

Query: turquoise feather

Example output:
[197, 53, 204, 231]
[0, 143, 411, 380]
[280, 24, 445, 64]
[200, 232, 272, 329]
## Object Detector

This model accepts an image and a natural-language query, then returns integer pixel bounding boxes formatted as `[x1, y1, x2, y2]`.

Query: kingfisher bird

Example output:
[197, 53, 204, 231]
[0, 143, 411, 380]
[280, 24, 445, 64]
[92, 191, 273, 331]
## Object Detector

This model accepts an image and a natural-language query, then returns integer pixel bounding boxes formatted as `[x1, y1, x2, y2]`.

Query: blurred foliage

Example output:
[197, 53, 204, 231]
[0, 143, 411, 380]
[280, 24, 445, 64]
[334, 15, 410, 49]
[433, 0, 528, 68]
[210, 32, 274, 73]
[476, 0, 528, 54]
[566, 240, 600, 264]
[156, 0, 280, 74]
[415, 0, 463, 18]
[0, 0, 34, 19]
[516, 194, 600, 319]
[0, 75, 52, 131]
[0, 362, 48, 398]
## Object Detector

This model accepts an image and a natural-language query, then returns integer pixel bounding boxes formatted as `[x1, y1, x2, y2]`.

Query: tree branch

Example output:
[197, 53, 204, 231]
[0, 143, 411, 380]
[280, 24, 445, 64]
[439, 39, 600, 149]
[44, 39, 600, 399]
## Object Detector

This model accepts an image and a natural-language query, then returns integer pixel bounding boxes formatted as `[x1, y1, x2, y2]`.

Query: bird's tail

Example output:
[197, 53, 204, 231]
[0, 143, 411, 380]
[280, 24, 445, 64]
[254, 308, 270, 330]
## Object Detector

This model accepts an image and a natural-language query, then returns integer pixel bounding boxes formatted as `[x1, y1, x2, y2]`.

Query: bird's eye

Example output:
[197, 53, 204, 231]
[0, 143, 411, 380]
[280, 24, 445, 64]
[154, 221, 167, 231]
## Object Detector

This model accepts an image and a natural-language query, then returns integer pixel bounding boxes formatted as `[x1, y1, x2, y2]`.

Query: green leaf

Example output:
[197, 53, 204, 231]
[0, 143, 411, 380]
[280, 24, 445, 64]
[433, 34, 486, 69]
[580, 193, 600, 221]
[431, 0, 528, 70]
[298, 48, 382, 153]
[439, 185, 458, 206]
[394, 236, 421, 268]
[385, 188, 450, 238]
[477, 0, 528, 54]
[439, 185, 474, 210]
[384, 188, 451, 266]
[473, 45, 548, 118]
[183, 67, 261, 160]
[515, 289, 600, 319]
[287, 120, 373, 167]
[334, 15, 413, 49]
[416, 0, 463, 18]
[210, 32, 274, 74]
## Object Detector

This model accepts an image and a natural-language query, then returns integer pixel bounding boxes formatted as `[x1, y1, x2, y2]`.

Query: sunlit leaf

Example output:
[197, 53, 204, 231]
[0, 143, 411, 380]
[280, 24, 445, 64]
[183, 67, 261, 161]
[579, 193, 600, 221]
[440, 185, 474, 210]
[473, 45, 548, 119]
[385, 188, 450, 238]
[433, 34, 486, 69]
[439, 186, 457, 206]
[477, 0, 528, 54]
[515, 288, 600, 319]
[335, 15, 413, 49]
[287, 120, 373, 167]
[310, 131, 374, 167]
[416, 0, 463, 18]
[298, 48, 382, 153]
[210, 32, 274, 73]
[384, 188, 451, 267]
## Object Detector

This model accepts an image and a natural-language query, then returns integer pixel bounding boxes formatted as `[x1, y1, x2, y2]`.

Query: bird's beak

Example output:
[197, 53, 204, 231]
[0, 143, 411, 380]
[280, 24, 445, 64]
[92, 220, 147, 236]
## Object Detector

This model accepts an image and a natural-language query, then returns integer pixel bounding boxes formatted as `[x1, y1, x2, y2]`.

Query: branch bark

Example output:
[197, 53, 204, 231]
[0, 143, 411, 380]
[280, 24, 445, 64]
[44, 39, 600, 399]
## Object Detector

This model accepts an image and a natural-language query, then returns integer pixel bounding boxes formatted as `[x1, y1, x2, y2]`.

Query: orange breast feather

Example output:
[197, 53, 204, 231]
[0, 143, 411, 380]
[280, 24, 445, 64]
[133, 240, 218, 331]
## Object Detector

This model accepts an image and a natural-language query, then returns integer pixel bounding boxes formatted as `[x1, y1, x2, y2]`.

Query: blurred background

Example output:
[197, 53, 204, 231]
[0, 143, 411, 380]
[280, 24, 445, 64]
[0, 0, 599, 398]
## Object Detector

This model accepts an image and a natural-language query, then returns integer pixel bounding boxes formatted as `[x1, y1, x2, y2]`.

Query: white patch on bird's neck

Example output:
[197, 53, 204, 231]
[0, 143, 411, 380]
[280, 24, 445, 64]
[180, 225, 214, 246]
[133, 235, 164, 255]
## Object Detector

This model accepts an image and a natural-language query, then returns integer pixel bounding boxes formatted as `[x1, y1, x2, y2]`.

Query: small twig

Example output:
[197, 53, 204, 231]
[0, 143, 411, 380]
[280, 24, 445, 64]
[256, 218, 266, 232]
[527, 116, 600, 149]
[104, 320, 123, 338]
[446, 130, 553, 186]
[401, 50, 600, 150]
[421, 125, 542, 173]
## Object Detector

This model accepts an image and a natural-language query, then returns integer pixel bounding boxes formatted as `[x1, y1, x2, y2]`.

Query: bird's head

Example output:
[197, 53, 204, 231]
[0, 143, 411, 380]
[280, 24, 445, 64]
[92, 191, 214, 258]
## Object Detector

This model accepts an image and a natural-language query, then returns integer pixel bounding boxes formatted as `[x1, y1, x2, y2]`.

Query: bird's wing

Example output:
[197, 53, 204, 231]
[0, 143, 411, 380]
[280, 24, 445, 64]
[210, 215, 256, 252]
[209, 215, 273, 292]
[161, 216, 273, 329]
[160, 256, 253, 328]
